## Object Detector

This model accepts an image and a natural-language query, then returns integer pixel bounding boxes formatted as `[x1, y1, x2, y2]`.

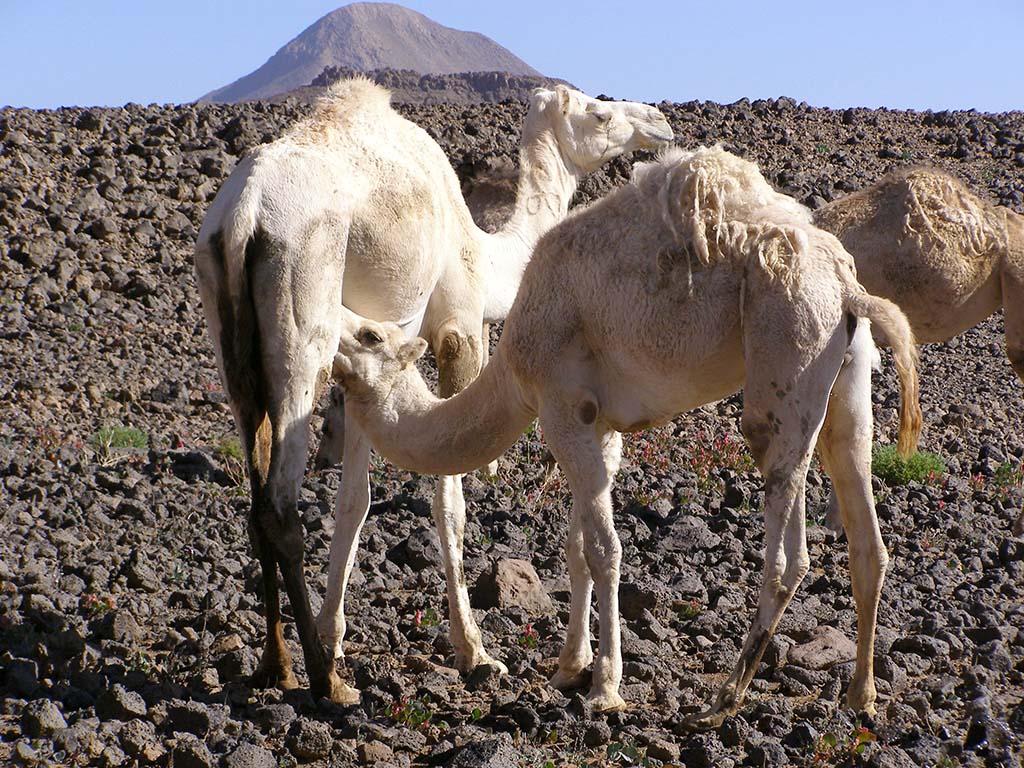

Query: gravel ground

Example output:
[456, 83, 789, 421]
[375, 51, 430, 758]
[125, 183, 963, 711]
[1, 93, 1023, 767]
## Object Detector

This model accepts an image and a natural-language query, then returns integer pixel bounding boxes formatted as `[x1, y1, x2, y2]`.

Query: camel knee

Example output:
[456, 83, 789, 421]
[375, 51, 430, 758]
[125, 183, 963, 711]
[741, 413, 775, 470]
[436, 327, 482, 398]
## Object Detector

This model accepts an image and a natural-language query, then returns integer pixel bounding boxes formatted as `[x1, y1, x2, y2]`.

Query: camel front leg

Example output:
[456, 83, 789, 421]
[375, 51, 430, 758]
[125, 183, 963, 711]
[819, 319, 889, 713]
[549, 510, 594, 690]
[433, 475, 507, 673]
[433, 324, 505, 673]
[544, 409, 624, 712]
[314, 419, 371, 704]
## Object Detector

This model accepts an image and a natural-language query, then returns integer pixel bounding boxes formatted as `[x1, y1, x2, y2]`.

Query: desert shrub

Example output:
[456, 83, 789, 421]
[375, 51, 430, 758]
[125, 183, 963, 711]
[871, 444, 945, 485]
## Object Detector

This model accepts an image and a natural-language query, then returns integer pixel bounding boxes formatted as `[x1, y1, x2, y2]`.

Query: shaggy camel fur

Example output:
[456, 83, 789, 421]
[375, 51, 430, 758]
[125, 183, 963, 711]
[814, 167, 1024, 533]
[193, 77, 672, 701]
[330, 146, 922, 722]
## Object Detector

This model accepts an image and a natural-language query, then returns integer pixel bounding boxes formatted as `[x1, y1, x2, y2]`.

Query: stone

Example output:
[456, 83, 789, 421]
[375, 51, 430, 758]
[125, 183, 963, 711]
[583, 719, 612, 747]
[450, 733, 520, 768]
[357, 740, 394, 763]
[788, 625, 857, 670]
[95, 684, 148, 721]
[225, 742, 277, 768]
[287, 718, 332, 761]
[22, 698, 67, 737]
[472, 558, 555, 615]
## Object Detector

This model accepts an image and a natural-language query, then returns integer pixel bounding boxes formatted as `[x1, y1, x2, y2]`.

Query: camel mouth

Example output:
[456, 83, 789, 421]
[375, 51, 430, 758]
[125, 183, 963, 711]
[331, 352, 354, 381]
[638, 122, 675, 148]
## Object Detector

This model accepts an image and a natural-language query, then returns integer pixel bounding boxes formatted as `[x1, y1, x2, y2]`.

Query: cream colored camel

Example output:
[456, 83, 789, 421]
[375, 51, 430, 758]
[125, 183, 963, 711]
[329, 146, 922, 722]
[813, 167, 1024, 533]
[193, 77, 672, 702]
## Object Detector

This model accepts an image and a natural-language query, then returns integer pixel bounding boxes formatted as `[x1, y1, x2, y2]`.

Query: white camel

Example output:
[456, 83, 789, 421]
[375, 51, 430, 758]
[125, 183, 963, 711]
[193, 77, 672, 702]
[329, 145, 922, 722]
[813, 167, 1024, 533]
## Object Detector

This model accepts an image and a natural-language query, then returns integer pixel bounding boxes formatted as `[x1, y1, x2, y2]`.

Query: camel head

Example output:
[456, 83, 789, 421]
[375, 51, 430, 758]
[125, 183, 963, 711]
[532, 85, 674, 174]
[332, 319, 427, 402]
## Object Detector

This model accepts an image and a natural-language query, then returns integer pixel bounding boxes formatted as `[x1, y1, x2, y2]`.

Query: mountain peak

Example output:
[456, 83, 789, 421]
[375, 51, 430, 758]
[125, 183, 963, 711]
[200, 2, 542, 103]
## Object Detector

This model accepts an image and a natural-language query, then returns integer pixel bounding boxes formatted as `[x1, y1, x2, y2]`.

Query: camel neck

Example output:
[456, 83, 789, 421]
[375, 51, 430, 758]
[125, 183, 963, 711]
[347, 346, 535, 476]
[480, 114, 580, 322]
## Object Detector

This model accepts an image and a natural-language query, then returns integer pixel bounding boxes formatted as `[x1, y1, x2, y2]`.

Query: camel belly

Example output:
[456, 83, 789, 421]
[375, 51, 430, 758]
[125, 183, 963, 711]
[596, 335, 746, 433]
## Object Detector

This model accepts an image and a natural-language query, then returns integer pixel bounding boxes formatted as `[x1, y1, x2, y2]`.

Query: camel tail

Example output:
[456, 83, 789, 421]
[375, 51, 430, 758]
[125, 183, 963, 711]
[844, 289, 923, 458]
[195, 222, 272, 486]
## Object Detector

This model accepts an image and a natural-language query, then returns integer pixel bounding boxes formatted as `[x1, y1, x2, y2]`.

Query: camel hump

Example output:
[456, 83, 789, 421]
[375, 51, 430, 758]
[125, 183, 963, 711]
[891, 168, 1008, 259]
[299, 77, 396, 137]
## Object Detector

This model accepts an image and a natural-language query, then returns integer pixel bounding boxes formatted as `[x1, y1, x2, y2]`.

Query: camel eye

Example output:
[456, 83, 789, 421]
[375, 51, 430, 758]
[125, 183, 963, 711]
[358, 328, 383, 346]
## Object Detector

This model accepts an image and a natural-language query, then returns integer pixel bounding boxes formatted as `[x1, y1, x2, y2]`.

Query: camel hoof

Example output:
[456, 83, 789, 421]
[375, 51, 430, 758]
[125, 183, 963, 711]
[683, 707, 729, 732]
[313, 672, 360, 705]
[329, 679, 361, 706]
[249, 662, 298, 692]
[458, 652, 508, 676]
[586, 690, 627, 713]
[549, 666, 590, 692]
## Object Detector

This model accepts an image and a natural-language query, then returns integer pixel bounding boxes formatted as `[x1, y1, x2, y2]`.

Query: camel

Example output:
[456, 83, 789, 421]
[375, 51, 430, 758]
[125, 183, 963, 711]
[328, 145, 923, 722]
[193, 77, 673, 702]
[813, 167, 1024, 534]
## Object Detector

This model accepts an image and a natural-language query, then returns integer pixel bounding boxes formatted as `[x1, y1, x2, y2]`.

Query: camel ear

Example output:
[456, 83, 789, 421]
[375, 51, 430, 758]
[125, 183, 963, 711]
[398, 338, 428, 366]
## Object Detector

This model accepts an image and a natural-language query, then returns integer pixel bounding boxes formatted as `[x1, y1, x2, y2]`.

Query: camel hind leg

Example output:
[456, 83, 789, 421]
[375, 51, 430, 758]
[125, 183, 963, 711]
[688, 308, 850, 729]
[1001, 259, 1024, 534]
[817, 318, 888, 714]
[1002, 263, 1024, 383]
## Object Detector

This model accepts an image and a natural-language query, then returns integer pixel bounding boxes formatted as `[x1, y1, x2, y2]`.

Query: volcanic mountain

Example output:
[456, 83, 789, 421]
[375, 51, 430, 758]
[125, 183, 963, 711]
[200, 2, 543, 103]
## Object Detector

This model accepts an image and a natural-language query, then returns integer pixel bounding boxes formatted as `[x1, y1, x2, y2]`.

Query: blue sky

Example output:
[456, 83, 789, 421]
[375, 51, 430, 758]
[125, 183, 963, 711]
[2, 1, 1021, 112]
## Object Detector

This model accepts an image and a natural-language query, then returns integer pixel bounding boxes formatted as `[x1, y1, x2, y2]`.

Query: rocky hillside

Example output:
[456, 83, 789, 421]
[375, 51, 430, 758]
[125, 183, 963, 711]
[1, 93, 1023, 766]
[275, 65, 572, 106]
[200, 2, 542, 103]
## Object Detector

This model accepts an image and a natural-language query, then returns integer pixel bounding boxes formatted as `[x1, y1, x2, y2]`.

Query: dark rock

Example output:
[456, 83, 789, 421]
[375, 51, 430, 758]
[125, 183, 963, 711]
[450, 733, 520, 768]
[95, 684, 148, 721]
[287, 717, 333, 760]
[583, 719, 612, 746]
[22, 698, 67, 737]
[224, 742, 277, 768]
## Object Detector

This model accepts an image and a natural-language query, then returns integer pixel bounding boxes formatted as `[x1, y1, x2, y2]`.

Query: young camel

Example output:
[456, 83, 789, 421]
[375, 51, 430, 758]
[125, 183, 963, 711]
[813, 167, 1024, 533]
[193, 77, 672, 702]
[329, 146, 922, 722]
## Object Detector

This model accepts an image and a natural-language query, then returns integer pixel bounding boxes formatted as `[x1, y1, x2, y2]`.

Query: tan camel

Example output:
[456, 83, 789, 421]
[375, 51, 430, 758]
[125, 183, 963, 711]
[813, 167, 1024, 533]
[328, 146, 922, 722]
[193, 77, 672, 702]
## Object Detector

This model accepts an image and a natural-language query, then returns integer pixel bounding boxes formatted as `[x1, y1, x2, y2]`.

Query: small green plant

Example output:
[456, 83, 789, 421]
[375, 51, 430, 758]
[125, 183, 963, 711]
[871, 444, 946, 486]
[678, 598, 701, 619]
[128, 648, 154, 675]
[813, 726, 878, 764]
[215, 436, 247, 485]
[168, 561, 187, 585]
[816, 142, 829, 155]
[607, 739, 653, 766]
[93, 423, 148, 464]
[518, 622, 540, 649]
[80, 593, 115, 619]
[412, 607, 440, 628]
[470, 707, 483, 721]
[993, 460, 1024, 501]
[389, 695, 432, 730]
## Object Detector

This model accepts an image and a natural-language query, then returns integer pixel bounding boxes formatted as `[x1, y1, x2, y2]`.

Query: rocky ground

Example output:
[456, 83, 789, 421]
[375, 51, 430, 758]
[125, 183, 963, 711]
[1, 92, 1023, 767]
